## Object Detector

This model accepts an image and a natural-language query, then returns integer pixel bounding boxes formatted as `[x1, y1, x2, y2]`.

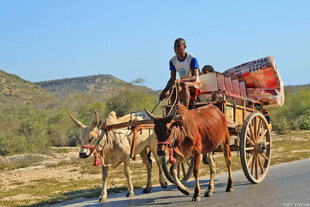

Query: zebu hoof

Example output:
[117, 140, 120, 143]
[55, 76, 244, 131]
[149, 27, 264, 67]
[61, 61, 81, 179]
[226, 186, 234, 192]
[192, 196, 201, 202]
[161, 181, 168, 189]
[178, 186, 190, 196]
[126, 191, 134, 197]
[204, 190, 213, 197]
[142, 188, 152, 194]
[99, 196, 107, 202]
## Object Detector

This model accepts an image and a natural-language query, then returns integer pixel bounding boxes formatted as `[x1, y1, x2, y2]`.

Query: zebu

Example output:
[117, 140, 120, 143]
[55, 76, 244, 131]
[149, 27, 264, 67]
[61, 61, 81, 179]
[145, 104, 234, 201]
[69, 109, 167, 202]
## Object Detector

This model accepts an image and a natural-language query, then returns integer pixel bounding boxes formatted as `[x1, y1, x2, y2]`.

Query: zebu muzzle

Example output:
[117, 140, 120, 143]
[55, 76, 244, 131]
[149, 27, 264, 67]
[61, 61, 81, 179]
[79, 147, 91, 158]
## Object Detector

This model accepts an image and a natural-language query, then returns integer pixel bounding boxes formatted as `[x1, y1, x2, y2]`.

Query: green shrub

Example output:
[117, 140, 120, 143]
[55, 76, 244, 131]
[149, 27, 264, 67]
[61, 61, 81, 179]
[270, 88, 310, 133]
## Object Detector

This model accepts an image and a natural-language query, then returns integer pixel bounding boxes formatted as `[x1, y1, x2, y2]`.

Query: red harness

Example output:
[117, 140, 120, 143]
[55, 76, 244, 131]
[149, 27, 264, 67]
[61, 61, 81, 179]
[81, 139, 103, 167]
[157, 128, 177, 164]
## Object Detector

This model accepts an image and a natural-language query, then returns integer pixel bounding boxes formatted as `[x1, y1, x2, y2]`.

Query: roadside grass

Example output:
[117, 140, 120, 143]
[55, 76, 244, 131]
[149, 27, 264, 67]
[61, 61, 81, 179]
[0, 155, 45, 171]
[0, 130, 309, 207]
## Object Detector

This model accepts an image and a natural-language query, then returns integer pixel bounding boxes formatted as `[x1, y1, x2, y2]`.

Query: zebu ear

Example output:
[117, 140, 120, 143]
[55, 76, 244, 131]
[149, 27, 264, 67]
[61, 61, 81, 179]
[68, 112, 86, 128]
[91, 109, 100, 128]
[144, 108, 157, 121]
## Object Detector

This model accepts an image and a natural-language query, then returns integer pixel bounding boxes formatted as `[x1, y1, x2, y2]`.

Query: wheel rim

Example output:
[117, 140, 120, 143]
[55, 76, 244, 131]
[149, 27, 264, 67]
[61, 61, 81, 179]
[161, 156, 194, 184]
[240, 112, 271, 183]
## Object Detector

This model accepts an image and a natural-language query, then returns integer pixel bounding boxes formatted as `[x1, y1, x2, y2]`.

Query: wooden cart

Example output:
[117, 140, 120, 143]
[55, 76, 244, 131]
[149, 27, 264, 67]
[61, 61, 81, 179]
[161, 72, 272, 184]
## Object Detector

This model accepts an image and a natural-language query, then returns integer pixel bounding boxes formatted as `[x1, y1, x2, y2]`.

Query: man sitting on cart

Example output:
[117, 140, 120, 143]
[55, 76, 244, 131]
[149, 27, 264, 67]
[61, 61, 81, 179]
[159, 38, 200, 107]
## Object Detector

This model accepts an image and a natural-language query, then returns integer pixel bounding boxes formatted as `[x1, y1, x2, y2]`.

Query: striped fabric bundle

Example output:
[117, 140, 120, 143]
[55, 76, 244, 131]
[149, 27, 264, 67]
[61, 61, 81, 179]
[224, 56, 284, 107]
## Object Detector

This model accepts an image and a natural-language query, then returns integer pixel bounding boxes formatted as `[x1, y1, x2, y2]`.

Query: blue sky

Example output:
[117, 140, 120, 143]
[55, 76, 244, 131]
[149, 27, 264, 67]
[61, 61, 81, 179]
[0, 1, 309, 90]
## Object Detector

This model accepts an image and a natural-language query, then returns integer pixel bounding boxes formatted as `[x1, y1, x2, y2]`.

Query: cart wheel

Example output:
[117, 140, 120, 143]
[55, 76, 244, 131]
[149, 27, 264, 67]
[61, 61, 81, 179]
[240, 112, 272, 183]
[161, 156, 194, 184]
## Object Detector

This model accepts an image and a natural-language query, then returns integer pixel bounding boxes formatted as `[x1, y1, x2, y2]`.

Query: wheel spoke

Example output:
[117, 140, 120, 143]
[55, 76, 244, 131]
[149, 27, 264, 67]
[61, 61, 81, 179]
[256, 118, 262, 140]
[177, 163, 180, 178]
[258, 129, 268, 142]
[246, 153, 254, 168]
[248, 122, 255, 143]
[260, 153, 269, 161]
[255, 155, 259, 179]
[245, 147, 255, 151]
[246, 135, 255, 146]
[251, 153, 256, 176]
[257, 154, 264, 174]
[252, 117, 257, 142]
[187, 160, 191, 167]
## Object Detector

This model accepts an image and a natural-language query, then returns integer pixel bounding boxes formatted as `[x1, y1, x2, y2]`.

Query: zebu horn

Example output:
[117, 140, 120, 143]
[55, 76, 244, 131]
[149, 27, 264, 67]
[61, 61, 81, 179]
[144, 108, 157, 121]
[91, 108, 100, 128]
[68, 112, 86, 128]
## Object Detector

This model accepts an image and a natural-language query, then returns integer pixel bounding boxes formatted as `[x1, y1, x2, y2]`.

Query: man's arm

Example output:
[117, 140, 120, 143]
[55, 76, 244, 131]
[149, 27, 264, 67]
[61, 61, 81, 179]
[159, 70, 176, 100]
[181, 68, 199, 82]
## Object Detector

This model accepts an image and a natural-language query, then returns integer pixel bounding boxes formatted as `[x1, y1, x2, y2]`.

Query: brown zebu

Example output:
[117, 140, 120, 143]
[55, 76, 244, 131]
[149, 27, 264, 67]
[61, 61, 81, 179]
[146, 103, 234, 201]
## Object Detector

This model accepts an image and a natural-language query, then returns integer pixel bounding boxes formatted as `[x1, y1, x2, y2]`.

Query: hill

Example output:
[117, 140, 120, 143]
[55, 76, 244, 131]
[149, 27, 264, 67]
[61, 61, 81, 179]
[35, 75, 158, 97]
[0, 70, 50, 104]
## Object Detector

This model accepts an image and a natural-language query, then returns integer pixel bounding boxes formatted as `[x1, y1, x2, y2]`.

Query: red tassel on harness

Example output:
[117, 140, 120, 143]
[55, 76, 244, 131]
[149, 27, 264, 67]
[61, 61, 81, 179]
[169, 148, 176, 164]
[93, 151, 102, 166]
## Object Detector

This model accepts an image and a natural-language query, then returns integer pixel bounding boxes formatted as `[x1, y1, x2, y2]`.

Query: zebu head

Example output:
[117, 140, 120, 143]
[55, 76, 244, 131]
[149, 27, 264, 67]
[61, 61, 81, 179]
[69, 109, 101, 158]
[145, 106, 185, 156]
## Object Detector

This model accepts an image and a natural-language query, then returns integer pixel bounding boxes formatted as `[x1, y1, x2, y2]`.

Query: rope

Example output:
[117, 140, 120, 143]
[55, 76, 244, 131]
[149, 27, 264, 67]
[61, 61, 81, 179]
[151, 100, 161, 113]
[166, 83, 179, 116]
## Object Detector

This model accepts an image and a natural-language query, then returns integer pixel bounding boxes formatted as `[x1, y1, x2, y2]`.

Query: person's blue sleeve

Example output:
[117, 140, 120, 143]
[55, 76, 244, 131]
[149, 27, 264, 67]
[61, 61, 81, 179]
[190, 57, 198, 69]
[169, 60, 176, 71]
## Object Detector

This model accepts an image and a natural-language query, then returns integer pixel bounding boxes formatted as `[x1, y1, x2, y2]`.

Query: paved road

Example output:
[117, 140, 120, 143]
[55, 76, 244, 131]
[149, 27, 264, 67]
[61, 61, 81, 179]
[54, 159, 310, 207]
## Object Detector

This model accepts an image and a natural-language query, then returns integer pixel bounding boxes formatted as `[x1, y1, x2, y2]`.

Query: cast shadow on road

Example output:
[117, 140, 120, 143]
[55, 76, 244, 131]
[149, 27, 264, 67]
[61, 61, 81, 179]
[79, 178, 252, 207]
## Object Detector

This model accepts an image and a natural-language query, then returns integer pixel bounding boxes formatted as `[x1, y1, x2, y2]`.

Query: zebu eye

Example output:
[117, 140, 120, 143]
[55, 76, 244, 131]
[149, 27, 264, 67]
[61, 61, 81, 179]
[167, 129, 171, 134]
[89, 136, 94, 142]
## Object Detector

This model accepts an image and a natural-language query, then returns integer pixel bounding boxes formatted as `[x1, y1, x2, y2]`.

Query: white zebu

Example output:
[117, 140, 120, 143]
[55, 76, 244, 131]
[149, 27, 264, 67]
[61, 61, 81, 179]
[69, 109, 167, 202]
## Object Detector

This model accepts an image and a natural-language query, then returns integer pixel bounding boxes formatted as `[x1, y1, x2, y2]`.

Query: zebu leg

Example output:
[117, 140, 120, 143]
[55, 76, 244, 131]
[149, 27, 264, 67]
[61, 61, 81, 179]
[123, 157, 134, 197]
[150, 146, 167, 189]
[170, 160, 190, 196]
[139, 147, 152, 193]
[99, 165, 108, 202]
[192, 152, 201, 201]
[220, 140, 234, 192]
[204, 152, 216, 197]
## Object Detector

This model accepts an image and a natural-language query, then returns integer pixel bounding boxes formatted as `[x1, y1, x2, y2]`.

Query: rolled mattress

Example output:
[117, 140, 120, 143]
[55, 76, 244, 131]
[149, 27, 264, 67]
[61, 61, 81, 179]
[224, 56, 284, 107]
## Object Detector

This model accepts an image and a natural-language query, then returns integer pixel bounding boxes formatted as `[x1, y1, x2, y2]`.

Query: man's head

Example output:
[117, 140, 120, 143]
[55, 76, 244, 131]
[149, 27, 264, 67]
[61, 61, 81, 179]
[174, 38, 186, 57]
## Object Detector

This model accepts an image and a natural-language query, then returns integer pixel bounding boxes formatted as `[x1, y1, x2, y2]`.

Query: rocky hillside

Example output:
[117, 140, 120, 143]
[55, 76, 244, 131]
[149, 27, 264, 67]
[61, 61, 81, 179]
[0, 70, 50, 104]
[35, 75, 158, 97]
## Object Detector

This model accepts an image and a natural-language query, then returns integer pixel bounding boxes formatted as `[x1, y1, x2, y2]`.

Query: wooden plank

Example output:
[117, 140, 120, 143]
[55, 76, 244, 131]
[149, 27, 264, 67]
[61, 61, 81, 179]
[232, 79, 240, 96]
[200, 73, 218, 92]
[224, 77, 233, 93]
[239, 81, 247, 97]
[101, 119, 154, 131]
[216, 73, 225, 91]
